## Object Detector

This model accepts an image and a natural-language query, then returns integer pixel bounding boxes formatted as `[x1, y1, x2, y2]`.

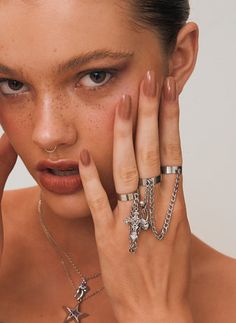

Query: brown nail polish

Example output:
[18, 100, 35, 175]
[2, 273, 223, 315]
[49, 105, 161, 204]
[143, 70, 157, 97]
[80, 149, 91, 166]
[118, 95, 132, 120]
[164, 77, 177, 101]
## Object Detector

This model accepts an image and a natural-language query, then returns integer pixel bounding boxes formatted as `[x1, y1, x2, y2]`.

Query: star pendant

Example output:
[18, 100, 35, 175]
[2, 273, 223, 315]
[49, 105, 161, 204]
[64, 304, 87, 322]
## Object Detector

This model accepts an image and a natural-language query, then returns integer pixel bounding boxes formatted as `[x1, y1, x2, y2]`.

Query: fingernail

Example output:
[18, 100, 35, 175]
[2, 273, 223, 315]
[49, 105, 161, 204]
[118, 94, 132, 120]
[164, 77, 176, 101]
[80, 149, 91, 166]
[143, 70, 157, 97]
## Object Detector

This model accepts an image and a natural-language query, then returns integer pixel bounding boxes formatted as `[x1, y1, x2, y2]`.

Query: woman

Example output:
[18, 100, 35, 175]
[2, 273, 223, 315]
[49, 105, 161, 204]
[0, 1, 235, 322]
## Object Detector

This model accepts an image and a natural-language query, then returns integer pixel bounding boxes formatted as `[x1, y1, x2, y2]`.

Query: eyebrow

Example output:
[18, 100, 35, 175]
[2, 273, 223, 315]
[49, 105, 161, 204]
[0, 49, 134, 78]
[57, 49, 134, 74]
[0, 65, 18, 77]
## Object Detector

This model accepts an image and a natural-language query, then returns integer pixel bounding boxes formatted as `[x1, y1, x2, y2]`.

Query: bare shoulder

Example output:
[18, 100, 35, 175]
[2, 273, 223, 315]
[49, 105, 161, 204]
[2, 186, 40, 223]
[1, 186, 40, 266]
[0, 186, 41, 317]
[190, 235, 236, 323]
[2, 186, 39, 213]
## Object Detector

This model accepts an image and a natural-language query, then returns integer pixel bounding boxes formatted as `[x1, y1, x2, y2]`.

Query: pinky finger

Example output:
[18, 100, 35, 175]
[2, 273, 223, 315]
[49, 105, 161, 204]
[159, 77, 184, 211]
[79, 149, 114, 238]
[159, 77, 182, 172]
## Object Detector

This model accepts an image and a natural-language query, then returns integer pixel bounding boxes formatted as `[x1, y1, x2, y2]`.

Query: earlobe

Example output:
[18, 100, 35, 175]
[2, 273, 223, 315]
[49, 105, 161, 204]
[168, 22, 199, 94]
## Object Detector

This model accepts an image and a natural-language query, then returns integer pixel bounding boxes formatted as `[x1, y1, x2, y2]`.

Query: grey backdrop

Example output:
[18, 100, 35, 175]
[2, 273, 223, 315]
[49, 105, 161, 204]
[1, 0, 236, 257]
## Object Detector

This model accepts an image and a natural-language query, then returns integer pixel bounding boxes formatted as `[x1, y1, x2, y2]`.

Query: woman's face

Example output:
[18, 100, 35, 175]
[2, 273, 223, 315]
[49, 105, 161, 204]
[0, 0, 166, 218]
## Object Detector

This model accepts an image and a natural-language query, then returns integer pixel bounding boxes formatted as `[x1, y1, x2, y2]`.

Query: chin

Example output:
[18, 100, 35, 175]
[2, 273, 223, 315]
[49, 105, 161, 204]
[40, 187, 92, 220]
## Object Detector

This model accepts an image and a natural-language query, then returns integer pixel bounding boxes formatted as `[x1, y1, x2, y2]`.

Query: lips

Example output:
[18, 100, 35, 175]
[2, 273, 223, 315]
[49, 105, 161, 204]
[37, 159, 83, 195]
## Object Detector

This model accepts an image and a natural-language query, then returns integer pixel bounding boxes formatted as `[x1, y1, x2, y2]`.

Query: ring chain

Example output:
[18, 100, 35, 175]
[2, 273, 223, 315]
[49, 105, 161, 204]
[147, 171, 181, 240]
[125, 171, 181, 252]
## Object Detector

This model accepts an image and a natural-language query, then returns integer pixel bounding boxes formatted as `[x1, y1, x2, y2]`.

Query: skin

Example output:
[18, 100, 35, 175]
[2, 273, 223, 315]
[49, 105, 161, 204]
[0, 1, 236, 322]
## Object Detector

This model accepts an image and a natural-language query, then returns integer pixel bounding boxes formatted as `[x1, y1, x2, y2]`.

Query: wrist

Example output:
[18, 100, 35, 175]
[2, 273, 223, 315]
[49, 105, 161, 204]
[118, 305, 194, 323]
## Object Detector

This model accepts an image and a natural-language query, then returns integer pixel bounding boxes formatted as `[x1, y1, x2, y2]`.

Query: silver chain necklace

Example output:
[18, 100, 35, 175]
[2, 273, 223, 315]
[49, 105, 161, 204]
[38, 199, 104, 322]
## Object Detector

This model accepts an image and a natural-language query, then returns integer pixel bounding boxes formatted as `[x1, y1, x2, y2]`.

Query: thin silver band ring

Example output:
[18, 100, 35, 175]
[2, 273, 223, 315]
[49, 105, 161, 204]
[117, 166, 182, 202]
[161, 166, 182, 175]
[139, 175, 161, 186]
[117, 175, 161, 202]
[117, 192, 138, 202]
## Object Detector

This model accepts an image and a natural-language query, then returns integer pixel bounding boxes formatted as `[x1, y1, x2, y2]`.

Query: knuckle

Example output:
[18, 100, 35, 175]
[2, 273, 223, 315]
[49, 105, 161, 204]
[164, 216, 188, 247]
[162, 143, 182, 163]
[119, 166, 138, 185]
[89, 194, 108, 213]
[174, 215, 191, 241]
[175, 203, 187, 222]
[140, 149, 159, 167]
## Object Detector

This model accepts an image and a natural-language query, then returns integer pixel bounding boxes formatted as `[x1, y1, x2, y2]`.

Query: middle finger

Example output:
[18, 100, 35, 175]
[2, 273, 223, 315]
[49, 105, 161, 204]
[135, 70, 161, 179]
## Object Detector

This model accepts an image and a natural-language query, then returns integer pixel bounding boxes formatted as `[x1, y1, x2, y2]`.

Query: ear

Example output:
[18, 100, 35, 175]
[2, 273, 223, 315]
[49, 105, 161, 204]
[168, 22, 199, 94]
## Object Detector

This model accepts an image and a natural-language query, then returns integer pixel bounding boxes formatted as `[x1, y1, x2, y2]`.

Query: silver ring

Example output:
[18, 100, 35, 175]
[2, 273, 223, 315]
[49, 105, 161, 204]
[44, 146, 57, 153]
[161, 166, 182, 175]
[139, 175, 161, 187]
[117, 191, 137, 202]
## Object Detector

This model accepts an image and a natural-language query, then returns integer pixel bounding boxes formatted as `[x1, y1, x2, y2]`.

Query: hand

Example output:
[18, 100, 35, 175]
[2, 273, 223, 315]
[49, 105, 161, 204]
[0, 134, 17, 261]
[79, 71, 193, 323]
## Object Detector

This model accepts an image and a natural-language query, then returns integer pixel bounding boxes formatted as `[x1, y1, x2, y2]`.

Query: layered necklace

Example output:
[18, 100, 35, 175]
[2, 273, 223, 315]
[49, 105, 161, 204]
[38, 199, 104, 322]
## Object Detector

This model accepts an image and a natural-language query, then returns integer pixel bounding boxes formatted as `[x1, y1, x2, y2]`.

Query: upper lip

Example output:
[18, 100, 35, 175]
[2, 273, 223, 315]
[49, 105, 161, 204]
[36, 159, 79, 172]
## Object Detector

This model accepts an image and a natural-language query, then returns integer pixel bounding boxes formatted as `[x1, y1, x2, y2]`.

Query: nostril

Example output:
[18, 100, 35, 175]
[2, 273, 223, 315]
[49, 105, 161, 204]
[32, 126, 78, 151]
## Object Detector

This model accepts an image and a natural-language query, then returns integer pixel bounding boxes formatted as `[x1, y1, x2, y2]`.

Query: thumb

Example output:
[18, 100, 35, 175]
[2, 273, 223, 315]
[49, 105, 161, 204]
[0, 133, 17, 195]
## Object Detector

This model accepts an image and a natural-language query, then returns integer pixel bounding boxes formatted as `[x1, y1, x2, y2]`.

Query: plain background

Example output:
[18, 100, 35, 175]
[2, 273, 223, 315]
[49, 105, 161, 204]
[0, 0, 236, 257]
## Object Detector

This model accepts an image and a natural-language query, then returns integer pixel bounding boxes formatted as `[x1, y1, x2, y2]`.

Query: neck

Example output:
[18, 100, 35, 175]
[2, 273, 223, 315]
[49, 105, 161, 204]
[36, 192, 101, 274]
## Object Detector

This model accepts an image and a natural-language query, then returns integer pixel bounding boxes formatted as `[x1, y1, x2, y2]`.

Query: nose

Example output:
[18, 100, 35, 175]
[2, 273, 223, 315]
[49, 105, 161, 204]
[32, 95, 77, 152]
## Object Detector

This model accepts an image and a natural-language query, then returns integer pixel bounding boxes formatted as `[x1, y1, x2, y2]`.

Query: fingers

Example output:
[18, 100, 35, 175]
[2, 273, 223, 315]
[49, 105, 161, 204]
[158, 77, 186, 233]
[79, 150, 114, 240]
[159, 77, 182, 167]
[113, 71, 161, 217]
[0, 134, 17, 196]
[159, 77, 183, 190]
[112, 72, 184, 233]
[80, 73, 184, 245]
[135, 71, 160, 179]
[113, 95, 138, 193]
[113, 95, 139, 215]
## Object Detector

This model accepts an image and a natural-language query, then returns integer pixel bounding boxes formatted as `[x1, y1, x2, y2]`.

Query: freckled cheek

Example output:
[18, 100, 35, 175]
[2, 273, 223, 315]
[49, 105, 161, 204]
[97, 85, 139, 129]
[77, 86, 139, 169]
[78, 86, 139, 136]
[0, 110, 33, 151]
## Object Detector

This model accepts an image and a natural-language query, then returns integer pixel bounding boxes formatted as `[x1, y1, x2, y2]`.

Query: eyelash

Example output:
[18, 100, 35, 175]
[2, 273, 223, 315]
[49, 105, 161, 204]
[75, 69, 117, 92]
[0, 78, 28, 97]
[0, 69, 118, 98]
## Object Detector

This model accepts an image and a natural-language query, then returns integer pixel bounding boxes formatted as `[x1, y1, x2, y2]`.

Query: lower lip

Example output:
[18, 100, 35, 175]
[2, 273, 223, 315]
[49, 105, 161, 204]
[38, 171, 83, 195]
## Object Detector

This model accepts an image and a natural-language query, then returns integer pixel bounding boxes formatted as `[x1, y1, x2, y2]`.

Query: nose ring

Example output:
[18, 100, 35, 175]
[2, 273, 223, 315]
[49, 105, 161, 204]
[44, 146, 57, 153]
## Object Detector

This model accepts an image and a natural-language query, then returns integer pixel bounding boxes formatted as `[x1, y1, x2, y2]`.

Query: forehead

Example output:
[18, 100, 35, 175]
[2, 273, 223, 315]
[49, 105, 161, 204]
[0, 0, 139, 72]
